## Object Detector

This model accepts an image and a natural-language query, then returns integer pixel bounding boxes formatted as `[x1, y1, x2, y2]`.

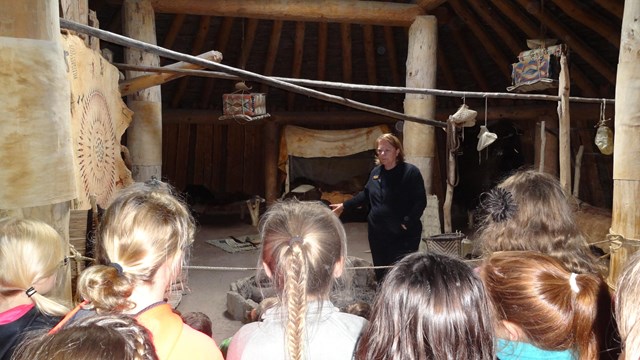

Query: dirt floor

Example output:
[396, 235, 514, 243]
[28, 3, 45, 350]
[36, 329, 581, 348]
[176, 213, 373, 344]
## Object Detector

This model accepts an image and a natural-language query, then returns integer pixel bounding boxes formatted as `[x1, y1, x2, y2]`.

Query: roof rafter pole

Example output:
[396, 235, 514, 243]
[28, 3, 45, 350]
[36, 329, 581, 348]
[143, 0, 424, 26]
[488, 0, 599, 97]
[122, 0, 162, 182]
[317, 22, 328, 82]
[417, 0, 449, 11]
[59, 18, 444, 127]
[553, 0, 620, 49]
[592, 0, 623, 20]
[382, 26, 401, 86]
[341, 23, 353, 99]
[449, 18, 490, 91]
[288, 21, 305, 110]
[171, 15, 211, 108]
[448, 0, 512, 81]
[404, 15, 438, 195]
[363, 24, 379, 104]
[515, 0, 616, 83]
[112, 63, 615, 105]
[200, 17, 234, 108]
[162, 13, 185, 48]
[261, 20, 283, 93]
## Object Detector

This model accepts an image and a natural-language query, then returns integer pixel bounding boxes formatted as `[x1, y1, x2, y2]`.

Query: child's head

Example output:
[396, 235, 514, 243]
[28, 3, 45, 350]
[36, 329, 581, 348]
[616, 251, 640, 360]
[258, 199, 347, 359]
[0, 217, 69, 316]
[355, 252, 495, 360]
[476, 169, 598, 274]
[78, 179, 195, 313]
[480, 251, 602, 360]
[12, 314, 158, 360]
[181, 311, 212, 337]
[342, 301, 371, 320]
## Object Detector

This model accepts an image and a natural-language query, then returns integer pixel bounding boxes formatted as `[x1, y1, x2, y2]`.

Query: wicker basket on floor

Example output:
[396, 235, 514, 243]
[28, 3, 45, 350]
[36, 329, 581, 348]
[426, 232, 464, 258]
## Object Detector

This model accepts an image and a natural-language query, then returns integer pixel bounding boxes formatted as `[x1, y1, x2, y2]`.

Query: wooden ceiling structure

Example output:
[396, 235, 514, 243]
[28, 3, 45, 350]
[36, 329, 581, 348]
[90, 0, 621, 118]
[83, 0, 622, 211]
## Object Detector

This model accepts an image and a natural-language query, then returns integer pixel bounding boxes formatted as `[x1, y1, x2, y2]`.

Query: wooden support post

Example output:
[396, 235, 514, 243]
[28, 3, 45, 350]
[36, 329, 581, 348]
[404, 16, 437, 196]
[264, 122, 279, 205]
[608, 0, 640, 287]
[557, 52, 571, 195]
[0, 0, 74, 304]
[119, 50, 223, 96]
[573, 145, 584, 198]
[443, 121, 456, 233]
[534, 116, 559, 175]
[123, 0, 162, 181]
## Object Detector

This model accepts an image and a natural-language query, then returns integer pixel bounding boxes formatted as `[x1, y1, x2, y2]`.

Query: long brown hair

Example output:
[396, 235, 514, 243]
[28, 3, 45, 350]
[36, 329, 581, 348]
[355, 252, 495, 360]
[480, 251, 602, 360]
[475, 169, 599, 275]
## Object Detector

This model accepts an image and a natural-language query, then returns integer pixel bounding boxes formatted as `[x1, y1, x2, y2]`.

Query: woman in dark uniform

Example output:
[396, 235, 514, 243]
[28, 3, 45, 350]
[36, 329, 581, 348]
[331, 133, 427, 282]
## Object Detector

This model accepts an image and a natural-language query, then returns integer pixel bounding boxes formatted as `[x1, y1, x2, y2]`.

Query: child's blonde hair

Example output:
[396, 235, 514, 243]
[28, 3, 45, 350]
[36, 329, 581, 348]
[258, 199, 347, 360]
[616, 251, 640, 360]
[78, 180, 195, 313]
[0, 217, 69, 316]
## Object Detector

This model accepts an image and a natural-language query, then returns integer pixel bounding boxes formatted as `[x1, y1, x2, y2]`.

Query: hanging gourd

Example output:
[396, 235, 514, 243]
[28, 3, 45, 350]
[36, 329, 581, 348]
[594, 100, 614, 155]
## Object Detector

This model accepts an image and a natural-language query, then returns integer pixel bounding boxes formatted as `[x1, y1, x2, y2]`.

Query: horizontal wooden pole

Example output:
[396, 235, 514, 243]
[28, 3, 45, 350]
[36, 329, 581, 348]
[163, 103, 614, 125]
[119, 50, 222, 96]
[60, 18, 445, 128]
[141, 0, 425, 27]
[113, 63, 615, 105]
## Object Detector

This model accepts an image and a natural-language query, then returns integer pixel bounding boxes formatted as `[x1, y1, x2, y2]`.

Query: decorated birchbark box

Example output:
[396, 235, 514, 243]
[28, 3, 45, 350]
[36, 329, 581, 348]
[222, 93, 267, 116]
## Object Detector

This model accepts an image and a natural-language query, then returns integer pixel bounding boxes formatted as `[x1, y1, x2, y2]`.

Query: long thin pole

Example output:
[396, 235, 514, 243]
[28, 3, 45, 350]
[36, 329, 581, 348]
[60, 18, 445, 128]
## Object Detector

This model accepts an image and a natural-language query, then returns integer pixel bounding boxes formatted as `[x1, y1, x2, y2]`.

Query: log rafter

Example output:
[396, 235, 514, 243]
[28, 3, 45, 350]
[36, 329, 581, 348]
[162, 13, 185, 48]
[449, 18, 490, 91]
[382, 26, 400, 87]
[261, 20, 283, 93]
[142, 0, 425, 26]
[553, 0, 620, 49]
[171, 15, 210, 108]
[199, 17, 234, 109]
[341, 23, 353, 99]
[288, 21, 305, 110]
[363, 24, 379, 104]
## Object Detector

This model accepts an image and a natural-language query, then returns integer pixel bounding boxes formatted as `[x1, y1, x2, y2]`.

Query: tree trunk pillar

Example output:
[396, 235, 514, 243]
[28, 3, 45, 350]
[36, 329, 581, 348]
[123, 0, 163, 182]
[608, 0, 640, 287]
[403, 15, 437, 195]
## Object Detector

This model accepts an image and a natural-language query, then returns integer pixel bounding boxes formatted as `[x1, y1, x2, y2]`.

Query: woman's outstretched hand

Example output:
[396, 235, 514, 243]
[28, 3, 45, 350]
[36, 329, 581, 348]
[329, 203, 344, 217]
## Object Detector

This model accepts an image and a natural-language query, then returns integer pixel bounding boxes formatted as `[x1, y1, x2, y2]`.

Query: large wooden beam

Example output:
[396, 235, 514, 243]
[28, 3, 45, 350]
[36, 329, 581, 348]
[516, 0, 616, 84]
[553, 0, 620, 49]
[288, 22, 305, 110]
[417, 0, 448, 11]
[200, 17, 233, 108]
[119, 50, 222, 96]
[142, 0, 424, 26]
[171, 16, 211, 108]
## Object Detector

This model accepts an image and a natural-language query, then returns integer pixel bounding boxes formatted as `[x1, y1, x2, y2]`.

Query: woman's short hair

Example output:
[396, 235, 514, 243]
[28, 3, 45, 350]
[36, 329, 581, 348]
[375, 133, 405, 164]
[475, 169, 599, 275]
[77, 179, 195, 313]
[480, 251, 602, 360]
[258, 199, 347, 360]
[616, 251, 640, 360]
[12, 314, 158, 360]
[355, 252, 495, 360]
[0, 217, 69, 316]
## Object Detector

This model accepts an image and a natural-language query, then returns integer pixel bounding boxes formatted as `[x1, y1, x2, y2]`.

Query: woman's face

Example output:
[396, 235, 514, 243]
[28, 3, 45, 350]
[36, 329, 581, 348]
[376, 139, 399, 169]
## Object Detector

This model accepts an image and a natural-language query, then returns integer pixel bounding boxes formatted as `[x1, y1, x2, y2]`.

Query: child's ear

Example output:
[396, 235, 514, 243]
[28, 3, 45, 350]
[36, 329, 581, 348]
[262, 261, 272, 278]
[333, 256, 345, 278]
[501, 320, 525, 341]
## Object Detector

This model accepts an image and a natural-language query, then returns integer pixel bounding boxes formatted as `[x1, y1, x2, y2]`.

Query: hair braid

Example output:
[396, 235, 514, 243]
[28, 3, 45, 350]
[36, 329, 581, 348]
[284, 242, 308, 360]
